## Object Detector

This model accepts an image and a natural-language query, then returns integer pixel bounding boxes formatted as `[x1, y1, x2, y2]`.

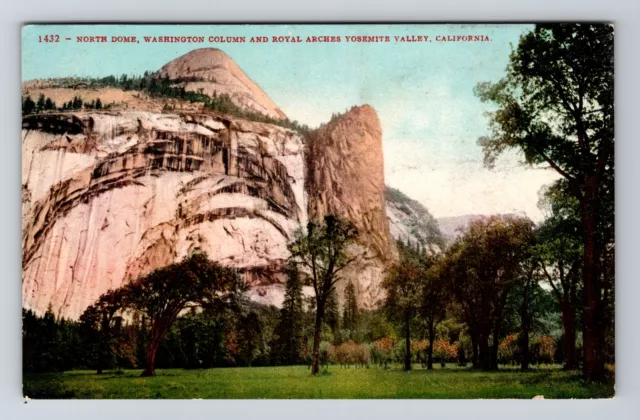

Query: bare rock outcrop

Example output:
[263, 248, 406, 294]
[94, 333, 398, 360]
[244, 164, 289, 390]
[305, 105, 397, 308]
[22, 110, 305, 319]
[157, 48, 288, 120]
[21, 52, 417, 319]
[385, 186, 445, 254]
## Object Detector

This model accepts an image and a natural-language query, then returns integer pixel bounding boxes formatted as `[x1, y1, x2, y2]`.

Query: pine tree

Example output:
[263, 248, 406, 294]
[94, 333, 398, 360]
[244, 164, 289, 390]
[36, 94, 46, 112]
[72, 96, 83, 110]
[342, 280, 358, 331]
[273, 263, 304, 364]
[22, 95, 36, 115]
[325, 288, 340, 334]
[44, 97, 56, 111]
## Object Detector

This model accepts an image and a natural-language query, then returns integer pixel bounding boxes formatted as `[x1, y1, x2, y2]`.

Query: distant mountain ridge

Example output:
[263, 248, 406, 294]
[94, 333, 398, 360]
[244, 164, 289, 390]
[385, 187, 445, 253]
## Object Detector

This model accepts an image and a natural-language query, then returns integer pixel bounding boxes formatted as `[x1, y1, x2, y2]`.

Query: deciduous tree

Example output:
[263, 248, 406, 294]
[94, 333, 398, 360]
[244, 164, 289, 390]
[383, 241, 426, 371]
[475, 24, 614, 380]
[442, 216, 534, 370]
[288, 215, 358, 375]
[122, 252, 246, 376]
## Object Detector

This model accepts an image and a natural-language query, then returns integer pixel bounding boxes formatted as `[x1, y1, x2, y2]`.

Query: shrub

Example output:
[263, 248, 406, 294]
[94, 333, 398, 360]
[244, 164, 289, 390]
[433, 340, 458, 367]
[318, 341, 334, 370]
[456, 333, 473, 366]
[411, 339, 428, 357]
[537, 335, 556, 364]
[333, 340, 370, 367]
[372, 336, 397, 368]
[498, 333, 519, 365]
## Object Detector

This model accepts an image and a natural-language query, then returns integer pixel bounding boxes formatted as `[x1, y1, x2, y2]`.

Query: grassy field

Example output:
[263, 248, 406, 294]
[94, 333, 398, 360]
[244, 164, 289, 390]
[23, 364, 614, 399]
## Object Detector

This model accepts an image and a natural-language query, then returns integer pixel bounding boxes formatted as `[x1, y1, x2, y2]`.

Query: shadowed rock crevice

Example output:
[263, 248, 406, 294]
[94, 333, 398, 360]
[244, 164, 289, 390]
[22, 111, 301, 274]
[22, 107, 306, 318]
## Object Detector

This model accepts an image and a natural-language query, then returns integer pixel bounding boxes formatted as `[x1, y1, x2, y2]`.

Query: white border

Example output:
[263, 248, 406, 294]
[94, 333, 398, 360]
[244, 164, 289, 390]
[2, 1, 639, 418]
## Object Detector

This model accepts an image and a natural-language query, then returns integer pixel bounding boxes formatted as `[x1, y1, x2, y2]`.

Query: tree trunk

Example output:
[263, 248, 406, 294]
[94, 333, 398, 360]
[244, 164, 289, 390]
[582, 197, 605, 381]
[490, 330, 500, 370]
[427, 321, 435, 370]
[311, 300, 325, 375]
[520, 328, 530, 371]
[141, 337, 161, 377]
[141, 323, 170, 377]
[470, 332, 479, 368]
[478, 331, 490, 370]
[561, 302, 578, 370]
[490, 289, 510, 371]
[404, 313, 412, 371]
[520, 281, 530, 371]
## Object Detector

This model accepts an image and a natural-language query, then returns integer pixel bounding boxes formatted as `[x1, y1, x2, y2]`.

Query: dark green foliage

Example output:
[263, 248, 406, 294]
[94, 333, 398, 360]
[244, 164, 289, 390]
[36, 94, 46, 111]
[22, 95, 36, 115]
[44, 97, 56, 111]
[383, 240, 428, 371]
[72, 96, 83, 110]
[288, 215, 358, 375]
[22, 94, 57, 115]
[79, 290, 134, 374]
[237, 311, 263, 366]
[156, 307, 233, 369]
[441, 216, 536, 370]
[342, 280, 358, 331]
[272, 263, 306, 365]
[324, 289, 340, 334]
[22, 307, 82, 373]
[475, 23, 614, 381]
[121, 252, 248, 376]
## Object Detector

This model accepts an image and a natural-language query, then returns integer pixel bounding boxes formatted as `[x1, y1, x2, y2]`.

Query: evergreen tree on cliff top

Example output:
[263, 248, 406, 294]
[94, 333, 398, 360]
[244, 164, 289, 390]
[474, 23, 614, 381]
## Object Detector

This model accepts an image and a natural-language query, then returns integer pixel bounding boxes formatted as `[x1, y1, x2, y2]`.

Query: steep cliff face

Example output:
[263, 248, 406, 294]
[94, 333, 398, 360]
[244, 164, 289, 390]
[305, 106, 397, 308]
[22, 51, 407, 318]
[157, 48, 288, 120]
[22, 110, 306, 319]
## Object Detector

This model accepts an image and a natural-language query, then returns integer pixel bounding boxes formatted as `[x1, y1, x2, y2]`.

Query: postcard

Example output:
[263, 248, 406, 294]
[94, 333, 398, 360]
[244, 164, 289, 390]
[21, 23, 614, 399]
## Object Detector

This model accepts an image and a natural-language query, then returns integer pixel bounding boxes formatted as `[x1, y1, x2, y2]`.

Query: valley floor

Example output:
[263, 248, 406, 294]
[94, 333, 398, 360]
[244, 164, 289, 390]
[23, 364, 614, 399]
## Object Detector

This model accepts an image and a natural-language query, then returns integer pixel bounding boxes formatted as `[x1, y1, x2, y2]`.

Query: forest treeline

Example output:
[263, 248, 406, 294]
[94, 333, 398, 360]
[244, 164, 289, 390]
[22, 238, 570, 376]
[21, 73, 311, 134]
[23, 176, 614, 378]
[21, 93, 105, 115]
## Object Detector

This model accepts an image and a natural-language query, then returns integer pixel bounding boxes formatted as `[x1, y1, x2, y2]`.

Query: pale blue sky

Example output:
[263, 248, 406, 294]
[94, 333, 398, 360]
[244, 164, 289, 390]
[22, 24, 559, 220]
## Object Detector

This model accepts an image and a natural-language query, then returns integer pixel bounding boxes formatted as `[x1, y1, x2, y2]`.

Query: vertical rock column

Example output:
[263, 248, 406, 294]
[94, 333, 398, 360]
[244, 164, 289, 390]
[305, 105, 397, 307]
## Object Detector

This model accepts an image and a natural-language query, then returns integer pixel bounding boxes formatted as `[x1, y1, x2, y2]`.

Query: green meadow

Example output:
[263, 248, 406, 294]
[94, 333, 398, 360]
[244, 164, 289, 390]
[23, 364, 614, 400]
